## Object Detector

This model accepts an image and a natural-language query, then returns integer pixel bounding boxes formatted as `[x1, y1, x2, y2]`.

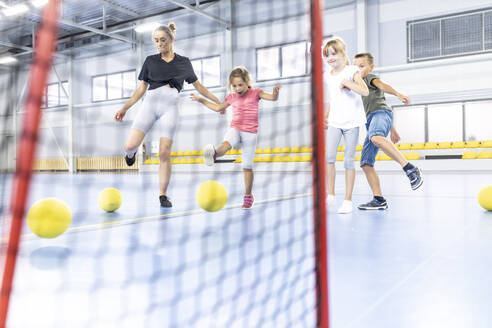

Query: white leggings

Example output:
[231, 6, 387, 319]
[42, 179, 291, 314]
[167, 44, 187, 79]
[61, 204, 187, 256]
[224, 128, 257, 169]
[325, 125, 359, 170]
[132, 86, 179, 139]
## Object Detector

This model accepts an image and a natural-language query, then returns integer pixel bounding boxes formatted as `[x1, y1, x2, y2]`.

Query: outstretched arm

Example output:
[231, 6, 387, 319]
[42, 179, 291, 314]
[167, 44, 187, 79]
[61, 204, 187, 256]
[340, 72, 369, 96]
[192, 80, 220, 104]
[115, 80, 148, 122]
[190, 94, 229, 112]
[372, 79, 410, 104]
[259, 86, 281, 101]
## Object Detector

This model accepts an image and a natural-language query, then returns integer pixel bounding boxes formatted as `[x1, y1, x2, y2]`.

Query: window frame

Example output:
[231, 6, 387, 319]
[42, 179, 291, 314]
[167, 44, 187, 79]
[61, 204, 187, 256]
[184, 55, 222, 90]
[42, 80, 69, 109]
[91, 69, 137, 103]
[256, 40, 309, 82]
[407, 7, 492, 62]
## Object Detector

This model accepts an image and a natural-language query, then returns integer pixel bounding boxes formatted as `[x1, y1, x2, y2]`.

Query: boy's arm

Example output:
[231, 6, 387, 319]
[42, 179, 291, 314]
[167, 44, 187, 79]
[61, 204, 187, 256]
[190, 93, 229, 112]
[341, 72, 369, 96]
[259, 86, 281, 101]
[372, 79, 410, 104]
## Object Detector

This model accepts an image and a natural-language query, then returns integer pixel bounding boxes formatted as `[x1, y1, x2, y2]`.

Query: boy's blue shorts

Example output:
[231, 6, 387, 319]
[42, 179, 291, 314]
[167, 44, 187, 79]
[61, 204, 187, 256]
[360, 110, 393, 167]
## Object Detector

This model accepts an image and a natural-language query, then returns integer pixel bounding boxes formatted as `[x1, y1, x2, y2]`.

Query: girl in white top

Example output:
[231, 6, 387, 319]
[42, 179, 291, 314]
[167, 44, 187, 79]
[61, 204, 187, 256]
[323, 38, 369, 214]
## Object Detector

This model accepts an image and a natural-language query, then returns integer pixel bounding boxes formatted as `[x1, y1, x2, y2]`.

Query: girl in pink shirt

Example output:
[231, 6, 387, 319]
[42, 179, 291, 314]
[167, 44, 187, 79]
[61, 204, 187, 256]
[191, 66, 280, 209]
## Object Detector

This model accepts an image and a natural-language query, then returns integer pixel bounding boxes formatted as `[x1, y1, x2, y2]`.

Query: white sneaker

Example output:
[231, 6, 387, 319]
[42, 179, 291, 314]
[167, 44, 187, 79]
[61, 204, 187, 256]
[327, 194, 335, 206]
[204, 144, 216, 166]
[337, 200, 353, 214]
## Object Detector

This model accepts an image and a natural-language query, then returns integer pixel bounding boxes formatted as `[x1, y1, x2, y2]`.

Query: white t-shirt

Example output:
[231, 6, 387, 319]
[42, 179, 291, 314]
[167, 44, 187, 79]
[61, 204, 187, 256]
[324, 65, 366, 129]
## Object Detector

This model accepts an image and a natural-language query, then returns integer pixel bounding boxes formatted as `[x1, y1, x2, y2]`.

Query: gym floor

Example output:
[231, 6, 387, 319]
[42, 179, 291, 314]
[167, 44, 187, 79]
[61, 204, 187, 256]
[1, 170, 491, 327]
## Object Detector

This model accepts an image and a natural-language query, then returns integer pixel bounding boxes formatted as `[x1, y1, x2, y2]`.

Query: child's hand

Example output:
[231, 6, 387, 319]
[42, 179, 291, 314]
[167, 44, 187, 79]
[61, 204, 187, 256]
[397, 93, 410, 105]
[390, 128, 401, 144]
[273, 85, 281, 95]
[190, 93, 200, 102]
[340, 79, 351, 91]
[219, 109, 226, 115]
[323, 116, 329, 129]
[114, 108, 127, 122]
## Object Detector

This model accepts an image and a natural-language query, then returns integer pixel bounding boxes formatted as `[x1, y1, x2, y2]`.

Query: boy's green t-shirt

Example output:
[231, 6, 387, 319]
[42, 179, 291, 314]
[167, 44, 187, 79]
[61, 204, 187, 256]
[362, 73, 392, 116]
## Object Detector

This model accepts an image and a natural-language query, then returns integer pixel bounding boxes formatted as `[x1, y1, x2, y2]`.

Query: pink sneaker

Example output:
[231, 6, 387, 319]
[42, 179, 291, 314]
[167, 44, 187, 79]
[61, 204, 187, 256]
[242, 194, 254, 209]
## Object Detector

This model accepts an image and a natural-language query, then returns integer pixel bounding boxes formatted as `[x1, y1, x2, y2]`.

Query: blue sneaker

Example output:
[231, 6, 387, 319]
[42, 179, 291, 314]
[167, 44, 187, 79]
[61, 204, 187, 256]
[358, 198, 388, 210]
[405, 166, 423, 190]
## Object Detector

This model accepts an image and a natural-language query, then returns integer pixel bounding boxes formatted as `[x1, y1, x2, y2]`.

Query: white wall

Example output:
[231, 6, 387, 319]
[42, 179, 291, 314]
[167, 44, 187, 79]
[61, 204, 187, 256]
[2, 0, 492, 165]
[375, 0, 492, 97]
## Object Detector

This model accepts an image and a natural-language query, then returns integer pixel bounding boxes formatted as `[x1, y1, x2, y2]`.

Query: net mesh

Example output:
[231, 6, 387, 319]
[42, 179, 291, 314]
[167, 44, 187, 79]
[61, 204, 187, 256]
[0, 1, 327, 327]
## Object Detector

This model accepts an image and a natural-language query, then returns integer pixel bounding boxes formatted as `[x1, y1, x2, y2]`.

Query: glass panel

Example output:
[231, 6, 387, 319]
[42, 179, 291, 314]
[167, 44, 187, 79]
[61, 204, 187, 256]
[257, 47, 280, 80]
[60, 81, 69, 105]
[185, 60, 202, 90]
[46, 83, 59, 107]
[442, 13, 482, 55]
[122, 71, 136, 98]
[107, 73, 122, 100]
[282, 42, 306, 77]
[202, 56, 221, 87]
[410, 21, 441, 60]
[485, 11, 492, 50]
[428, 103, 463, 142]
[393, 106, 426, 143]
[465, 101, 492, 141]
[92, 75, 106, 102]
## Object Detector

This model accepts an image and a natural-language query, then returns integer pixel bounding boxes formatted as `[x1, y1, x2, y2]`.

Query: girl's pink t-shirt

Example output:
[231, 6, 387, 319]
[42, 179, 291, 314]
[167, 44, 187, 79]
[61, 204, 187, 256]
[225, 88, 262, 133]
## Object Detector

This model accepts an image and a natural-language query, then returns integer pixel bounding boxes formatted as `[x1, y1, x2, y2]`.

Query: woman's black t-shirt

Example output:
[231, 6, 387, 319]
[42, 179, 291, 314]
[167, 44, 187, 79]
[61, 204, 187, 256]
[138, 53, 198, 92]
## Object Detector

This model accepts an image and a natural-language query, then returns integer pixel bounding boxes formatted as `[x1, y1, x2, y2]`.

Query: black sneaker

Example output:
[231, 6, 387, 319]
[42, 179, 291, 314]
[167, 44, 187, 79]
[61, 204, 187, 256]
[125, 153, 136, 166]
[405, 166, 423, 190]
[159, 195, 172, 208]
[358, 198, 388, 210]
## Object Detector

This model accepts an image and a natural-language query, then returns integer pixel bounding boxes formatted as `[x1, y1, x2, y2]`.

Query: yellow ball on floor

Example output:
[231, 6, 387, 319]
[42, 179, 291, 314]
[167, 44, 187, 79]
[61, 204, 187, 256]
[27, 198, 72, 238]
[197, 180, 228, 212]
[98, 187, 122, 212]
[478, 186, 492, 211]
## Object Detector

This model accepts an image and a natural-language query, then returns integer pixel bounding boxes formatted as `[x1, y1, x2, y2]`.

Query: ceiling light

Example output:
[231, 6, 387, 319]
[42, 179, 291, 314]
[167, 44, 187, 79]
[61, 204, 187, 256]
[2, 3, 29, 16]
[31, 0, 48, 8]
[0, 56, 19, 65]
[134, 22, 161, 33]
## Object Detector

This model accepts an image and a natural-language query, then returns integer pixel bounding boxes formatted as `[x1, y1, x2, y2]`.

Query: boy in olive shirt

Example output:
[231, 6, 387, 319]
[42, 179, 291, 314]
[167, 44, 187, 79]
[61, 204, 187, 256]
[353, 53, 422, 210]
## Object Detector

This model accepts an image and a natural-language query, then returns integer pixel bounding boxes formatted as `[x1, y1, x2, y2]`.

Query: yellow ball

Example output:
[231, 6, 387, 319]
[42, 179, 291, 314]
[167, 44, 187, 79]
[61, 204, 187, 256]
[197, 180, 228, 212]
[26, 198, 72, 238]
[98, 187, 122, 212]
[478, 186, 492, 211]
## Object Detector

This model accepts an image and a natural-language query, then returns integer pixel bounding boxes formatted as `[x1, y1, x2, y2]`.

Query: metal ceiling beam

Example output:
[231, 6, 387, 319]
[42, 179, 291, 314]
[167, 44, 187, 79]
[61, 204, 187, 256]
[107, 1, 217, 34]
[0, 39, 69, 59]
[57, 17, 135, 44]
[2, 11, 135, 44]
[165, 0, 231, 29]
[0, 39, 33, 52]
[21, 12, 136, 44]
[98, 0, 140, 18]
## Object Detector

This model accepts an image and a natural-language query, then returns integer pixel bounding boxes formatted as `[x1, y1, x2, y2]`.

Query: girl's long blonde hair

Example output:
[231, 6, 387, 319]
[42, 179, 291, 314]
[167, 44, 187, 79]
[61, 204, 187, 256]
[228, 66, 252, 91]
[322, 38, 350, 65]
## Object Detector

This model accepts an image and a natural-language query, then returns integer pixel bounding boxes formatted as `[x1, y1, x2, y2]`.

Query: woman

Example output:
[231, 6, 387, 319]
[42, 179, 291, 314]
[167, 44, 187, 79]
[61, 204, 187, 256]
[115, 23, 219, 207]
